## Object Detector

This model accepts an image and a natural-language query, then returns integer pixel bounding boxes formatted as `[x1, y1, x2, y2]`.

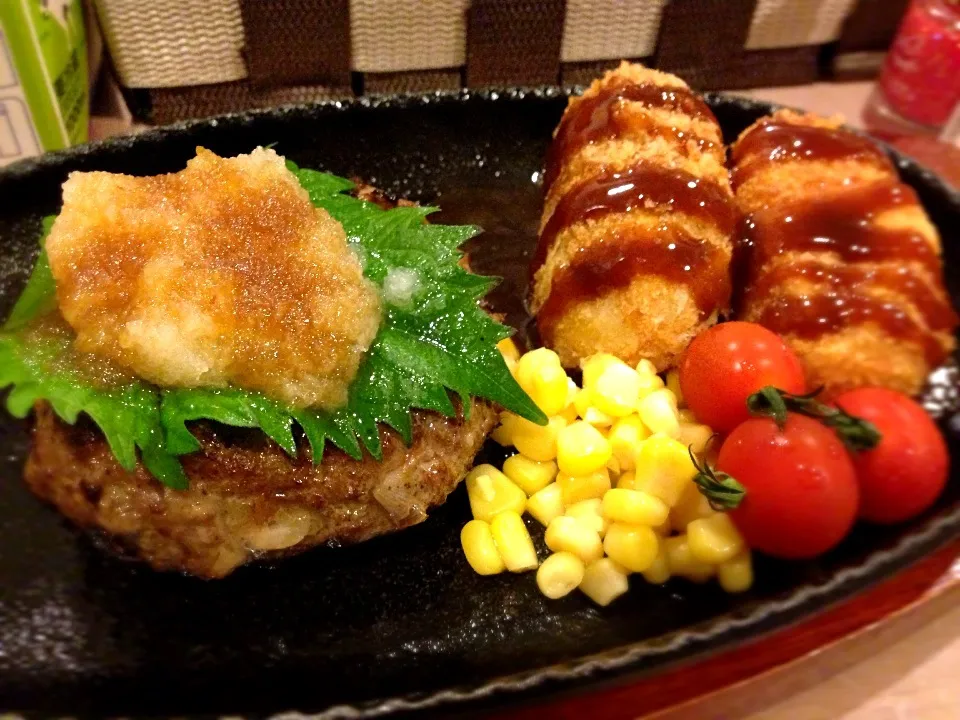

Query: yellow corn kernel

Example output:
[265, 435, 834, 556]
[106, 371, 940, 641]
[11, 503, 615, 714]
[545, 515, 604, 563]
[678, 422, 714, 456]
[678, 408, 697, 424]
[641, 544, 671, 585]
[634, 359, 666, 400]
[633, 434, 697, 507]
[557, 421, 612, 476]
[559, 378, 580, 424]
[717, 550, 754, 593]
[466, 464, 526, 522]
[511, 414, 567, 462]
[573, 388, 614, 427]
[602, 488, 670, 527]
[688, 513, 745, 565]
[502, 454, 557, 496]
[616, 470, 637, 490]
[515, 347, 559, 387]
[637, 389, 681, 438]
[557, 469, 611, 506]
[665, 369, 684, 407]
[460, 520, 506, 575]
[490, 511, 539, 572]
[634, 358, 656, 375]
[536, 551, 586, 599]
[497, 338, 521, 374]
[579, 558, 630, 606]
[606, 453, 621, 477]
[638, 373, 667, 401]
[565, 498, 609, 537]
[527, 482, 565, 526]
[603, 522, 659, 573]
[607, 415, 650, 471]
[670, 482, 715, 532]
[592, 362, 644, 417]
[664, 534, 714, 582]
[490, 423, 514, 447]
[515, 348, 569, 416]
[491, 413, 517, 446]
[581, 353, 623, 391]
[653, 517, 672, 536]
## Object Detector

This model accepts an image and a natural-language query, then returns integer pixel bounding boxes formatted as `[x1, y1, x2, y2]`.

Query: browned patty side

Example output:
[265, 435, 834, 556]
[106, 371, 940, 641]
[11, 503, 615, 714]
[25, 399, 497, 578]
[23, 181, 499, 579]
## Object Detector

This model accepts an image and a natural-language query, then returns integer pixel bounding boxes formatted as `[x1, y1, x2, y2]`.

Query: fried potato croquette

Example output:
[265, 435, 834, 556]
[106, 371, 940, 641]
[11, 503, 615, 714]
[530, 62, 736, 371]
[45, 147, 382, 409]
[732, 110, 957, 396]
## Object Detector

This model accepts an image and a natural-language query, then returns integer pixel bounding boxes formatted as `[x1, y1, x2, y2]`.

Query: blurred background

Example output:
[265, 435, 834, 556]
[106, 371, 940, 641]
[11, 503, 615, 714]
[1, 0, 958, 180]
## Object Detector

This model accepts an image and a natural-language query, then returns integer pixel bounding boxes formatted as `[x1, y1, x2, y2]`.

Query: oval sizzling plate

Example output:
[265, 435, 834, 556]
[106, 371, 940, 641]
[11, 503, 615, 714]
[0, 90, 957, 718]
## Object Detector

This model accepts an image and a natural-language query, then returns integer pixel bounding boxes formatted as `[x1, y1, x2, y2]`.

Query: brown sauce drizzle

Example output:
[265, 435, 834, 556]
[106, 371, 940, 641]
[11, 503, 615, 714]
[749, 260, 958, 335]
[537, 230, 730, 342]
[743, 181, 940, 275]
[736, 121, 957, 363]
[753, 279, 947, 366]
[531, 161, 736, 277]
[731, 121, 893, 189]
[544, 81, 717, 192]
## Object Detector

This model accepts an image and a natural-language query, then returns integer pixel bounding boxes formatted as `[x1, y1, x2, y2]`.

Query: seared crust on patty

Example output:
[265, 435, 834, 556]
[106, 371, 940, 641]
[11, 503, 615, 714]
[25, 399, 497, 578]
[22, 181, 500, 578]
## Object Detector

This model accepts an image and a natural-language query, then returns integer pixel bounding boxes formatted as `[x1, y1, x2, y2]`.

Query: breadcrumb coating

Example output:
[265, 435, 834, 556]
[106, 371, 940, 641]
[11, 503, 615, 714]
[532, 62, 734, 370]
[733, 110, 956, 395]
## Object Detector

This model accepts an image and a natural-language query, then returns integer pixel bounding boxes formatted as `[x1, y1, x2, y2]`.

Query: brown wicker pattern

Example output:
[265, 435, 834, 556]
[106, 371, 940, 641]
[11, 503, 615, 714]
[745, 0, 859, 50]
[351, 0, 470, 73]
[656, 0, 756, 87]
[561, 0, 667, 62]
[94, 0, 906, 123]
[364, 69, 463, 95]
[466, 0, 566, 87]
[93, 0, 246, 88]
[239, 0, 351, 87]
[144, 80, 352, 125]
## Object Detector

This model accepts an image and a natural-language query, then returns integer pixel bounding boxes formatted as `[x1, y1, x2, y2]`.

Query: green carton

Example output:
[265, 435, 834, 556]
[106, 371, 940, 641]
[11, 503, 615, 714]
[0, 0, 88, 166]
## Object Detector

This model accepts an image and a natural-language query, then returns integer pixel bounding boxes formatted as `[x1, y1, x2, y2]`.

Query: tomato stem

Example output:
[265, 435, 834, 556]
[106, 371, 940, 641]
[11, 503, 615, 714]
[689, 446, 746, 511]
[746, 386, 882, 452]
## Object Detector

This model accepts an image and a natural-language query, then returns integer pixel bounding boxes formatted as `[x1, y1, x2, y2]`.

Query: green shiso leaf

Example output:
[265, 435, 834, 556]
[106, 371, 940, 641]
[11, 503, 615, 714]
[0, 161, 545, 488]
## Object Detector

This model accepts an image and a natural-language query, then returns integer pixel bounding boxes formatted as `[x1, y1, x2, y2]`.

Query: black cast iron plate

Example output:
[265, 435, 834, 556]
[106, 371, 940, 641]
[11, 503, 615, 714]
[0, 89, 958, 718]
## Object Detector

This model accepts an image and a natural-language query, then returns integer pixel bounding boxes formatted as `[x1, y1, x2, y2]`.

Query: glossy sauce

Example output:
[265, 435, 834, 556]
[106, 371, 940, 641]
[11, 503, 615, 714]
[731, 122, 894, 189]
[537, 229, 730, 341]
[744, 181, 940, 275]
[753, 277, 946, 365]
[544, 81, 717, 192]
[736, 121, 957, 363]
[531, 161, 736, 277]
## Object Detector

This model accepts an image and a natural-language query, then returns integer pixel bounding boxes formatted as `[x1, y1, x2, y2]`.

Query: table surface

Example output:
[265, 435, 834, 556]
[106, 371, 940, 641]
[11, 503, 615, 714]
[87, 79, 959, 719]
[656, 560, 960, 720]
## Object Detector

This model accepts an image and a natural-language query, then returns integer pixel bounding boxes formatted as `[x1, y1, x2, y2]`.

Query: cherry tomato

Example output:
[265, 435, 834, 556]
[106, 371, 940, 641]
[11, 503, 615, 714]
[718, 414, 859, 559]
[679, 322, 806, 433]
[835, 388, 949, 524]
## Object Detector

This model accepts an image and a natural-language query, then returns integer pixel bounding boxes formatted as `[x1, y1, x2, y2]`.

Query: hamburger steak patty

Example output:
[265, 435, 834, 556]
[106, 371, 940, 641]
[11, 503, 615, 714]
[22, 182, 500, 578]
[26, 399, 498, 578]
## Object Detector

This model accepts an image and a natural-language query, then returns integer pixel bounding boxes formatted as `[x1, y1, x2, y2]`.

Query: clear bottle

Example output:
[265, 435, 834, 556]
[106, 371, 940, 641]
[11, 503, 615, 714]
[862, 0, 960, 137]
